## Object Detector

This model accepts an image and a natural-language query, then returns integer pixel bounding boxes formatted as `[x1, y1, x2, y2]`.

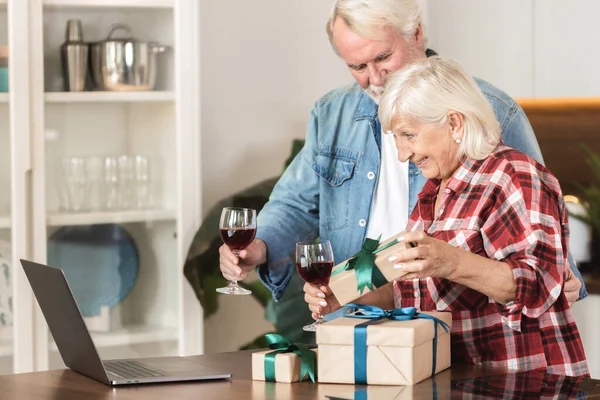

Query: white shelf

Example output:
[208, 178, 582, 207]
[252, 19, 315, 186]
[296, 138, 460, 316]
[43, 0, 173, 8]
[45, 91, 175, 103]
[0, 325, 178, 356]
[47, 209, 176, 226]
[0, 94, 8, 103]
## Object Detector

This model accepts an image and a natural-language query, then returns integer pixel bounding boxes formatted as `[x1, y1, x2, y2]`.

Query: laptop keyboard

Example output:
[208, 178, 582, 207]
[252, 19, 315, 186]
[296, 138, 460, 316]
[103, 360, 165, 379]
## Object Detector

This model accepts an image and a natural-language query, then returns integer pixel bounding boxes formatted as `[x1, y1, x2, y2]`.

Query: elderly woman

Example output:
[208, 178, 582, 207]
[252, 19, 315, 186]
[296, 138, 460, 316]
[304, 57, 589, 377]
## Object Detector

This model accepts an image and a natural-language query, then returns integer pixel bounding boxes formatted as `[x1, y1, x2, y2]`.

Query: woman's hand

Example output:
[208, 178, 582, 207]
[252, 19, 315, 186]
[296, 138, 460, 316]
[389, 231, 517, 304]
[303, 283, 341, 320]
[387, 231, 462, 281]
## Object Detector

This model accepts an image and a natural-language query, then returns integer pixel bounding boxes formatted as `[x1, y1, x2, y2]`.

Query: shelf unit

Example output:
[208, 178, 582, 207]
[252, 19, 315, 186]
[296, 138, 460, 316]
[42, 0, 173, 8]
[47, 209, 176, 226]
[0, 0, 203, 375]
[44, 91, 175, 103]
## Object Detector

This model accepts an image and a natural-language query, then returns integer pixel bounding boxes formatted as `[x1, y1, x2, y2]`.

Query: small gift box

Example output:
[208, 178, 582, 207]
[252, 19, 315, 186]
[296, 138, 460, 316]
[317, 305, 452, 386]
[251, 334, 317, 383]
[329, 235, 414, 306]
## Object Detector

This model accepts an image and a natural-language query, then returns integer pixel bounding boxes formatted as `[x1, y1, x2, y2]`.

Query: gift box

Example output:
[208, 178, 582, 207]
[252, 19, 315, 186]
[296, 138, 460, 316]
[317, 306, 452, 386]
[251, 334, 317, 383]
[329, 235, 414, 306]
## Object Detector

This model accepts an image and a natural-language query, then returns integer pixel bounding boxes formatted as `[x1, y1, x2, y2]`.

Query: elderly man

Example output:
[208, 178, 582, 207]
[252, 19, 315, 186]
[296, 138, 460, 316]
[219, 0, 586, 317]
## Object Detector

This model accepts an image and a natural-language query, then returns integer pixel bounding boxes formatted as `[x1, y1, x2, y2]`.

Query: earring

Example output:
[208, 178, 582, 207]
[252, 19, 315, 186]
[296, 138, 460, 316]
[455, 138, 462, 144]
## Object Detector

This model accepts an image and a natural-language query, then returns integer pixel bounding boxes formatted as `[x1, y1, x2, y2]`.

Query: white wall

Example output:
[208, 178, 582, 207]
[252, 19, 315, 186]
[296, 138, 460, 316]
[200, 1, 350, 352]
[201, 0, 350, 211]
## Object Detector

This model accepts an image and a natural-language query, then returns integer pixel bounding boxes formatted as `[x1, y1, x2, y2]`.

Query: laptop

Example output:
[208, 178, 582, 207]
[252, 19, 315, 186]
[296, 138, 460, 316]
[21, 259, 231, 386]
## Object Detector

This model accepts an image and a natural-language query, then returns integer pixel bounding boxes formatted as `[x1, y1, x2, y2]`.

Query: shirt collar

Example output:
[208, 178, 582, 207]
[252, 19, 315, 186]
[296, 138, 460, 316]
[353, 86, 378, 121]
[416, 156, 488, 201]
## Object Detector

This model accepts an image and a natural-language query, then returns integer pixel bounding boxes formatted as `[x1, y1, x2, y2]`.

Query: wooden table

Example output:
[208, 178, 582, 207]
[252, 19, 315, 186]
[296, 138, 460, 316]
[0, 350, 599, 399]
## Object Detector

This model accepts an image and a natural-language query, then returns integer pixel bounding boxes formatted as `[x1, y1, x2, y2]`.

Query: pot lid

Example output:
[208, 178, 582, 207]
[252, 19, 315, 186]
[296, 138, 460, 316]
[97, 23, 140, 44]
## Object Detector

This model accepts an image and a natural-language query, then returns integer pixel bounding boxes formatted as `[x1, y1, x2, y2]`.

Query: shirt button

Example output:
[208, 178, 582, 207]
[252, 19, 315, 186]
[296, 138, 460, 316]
[444, 188, 451, 194]
[414, 292, 420, 298]
[359, 219, 366, 227]
[367, 171, 375, 180]
[439, 208, 444, 214]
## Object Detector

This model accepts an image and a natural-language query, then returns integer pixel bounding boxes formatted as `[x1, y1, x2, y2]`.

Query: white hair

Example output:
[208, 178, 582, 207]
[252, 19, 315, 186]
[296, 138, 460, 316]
[326, 0, 426, 56]
[378, 57, 501, 161]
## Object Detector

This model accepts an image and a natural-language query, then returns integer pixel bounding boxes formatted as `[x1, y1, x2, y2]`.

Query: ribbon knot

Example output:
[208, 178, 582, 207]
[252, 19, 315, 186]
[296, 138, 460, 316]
[263, 333, 316, 383]
[344, 304, 450, 385]
[331, 235, 397, 294]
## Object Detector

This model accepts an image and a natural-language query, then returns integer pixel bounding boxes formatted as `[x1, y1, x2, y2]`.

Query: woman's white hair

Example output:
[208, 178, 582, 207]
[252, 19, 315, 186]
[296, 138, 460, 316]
[378, 57, 501, 161]
[326, 0, 425, 56]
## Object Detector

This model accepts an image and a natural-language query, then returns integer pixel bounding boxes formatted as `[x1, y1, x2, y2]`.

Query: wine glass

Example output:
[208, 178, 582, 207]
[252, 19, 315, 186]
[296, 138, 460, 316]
[295, 240, 334, 332]
[217, 207, 257, 295]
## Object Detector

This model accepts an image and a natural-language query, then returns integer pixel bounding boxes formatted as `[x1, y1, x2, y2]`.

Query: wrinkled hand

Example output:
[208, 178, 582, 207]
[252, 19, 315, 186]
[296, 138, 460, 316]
[564, 267, 581, 306]
[219, 239, 267, 281]
[303, 283, 341, 320]
[387, 231, 461, 280]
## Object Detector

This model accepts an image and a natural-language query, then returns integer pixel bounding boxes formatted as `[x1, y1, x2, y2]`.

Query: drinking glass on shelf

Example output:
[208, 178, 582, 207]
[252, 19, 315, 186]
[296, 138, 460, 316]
[295, 240, 334, 332]
[118, 155, 135, 210]
[133, 155, 152, 209]
[217, 207, 256, 295]
[86, 156, 104, 211]
[62, 157, 89, 212]
[103, 156, 120, 211]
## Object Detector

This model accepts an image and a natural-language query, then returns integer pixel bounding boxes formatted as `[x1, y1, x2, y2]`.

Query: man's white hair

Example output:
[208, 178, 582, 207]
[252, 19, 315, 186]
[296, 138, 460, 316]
[378, 57, 501, 161]
[326, 0, 425, 56]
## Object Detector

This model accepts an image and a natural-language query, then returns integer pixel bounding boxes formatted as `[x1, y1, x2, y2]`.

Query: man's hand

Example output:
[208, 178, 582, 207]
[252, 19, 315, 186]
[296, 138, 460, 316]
[564, 267, 581, 306]
[219, 239, 267, 281]
[303, 283, 341, 320]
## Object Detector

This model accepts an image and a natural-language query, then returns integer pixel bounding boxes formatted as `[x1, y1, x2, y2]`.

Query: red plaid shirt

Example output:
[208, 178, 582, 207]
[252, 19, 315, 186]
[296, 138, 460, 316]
[393, 145, 589, 377]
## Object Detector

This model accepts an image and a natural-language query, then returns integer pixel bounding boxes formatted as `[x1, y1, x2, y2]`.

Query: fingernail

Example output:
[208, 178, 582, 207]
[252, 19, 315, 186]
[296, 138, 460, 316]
[319, 300, 327, 307]
[398, 236, 405, 241]
[394, 263, 404, 269]
[388, 256, 397, 262]
[317, 292, 326, 299]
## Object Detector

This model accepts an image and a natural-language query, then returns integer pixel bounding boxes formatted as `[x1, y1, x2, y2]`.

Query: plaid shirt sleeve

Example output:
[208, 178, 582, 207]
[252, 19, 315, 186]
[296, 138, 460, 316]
[481, 159, 568, 332]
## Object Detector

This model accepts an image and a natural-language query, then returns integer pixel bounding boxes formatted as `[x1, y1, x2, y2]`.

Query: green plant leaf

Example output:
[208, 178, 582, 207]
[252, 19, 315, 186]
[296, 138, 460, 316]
[239, 280, 272, 308]
[573, 145, 600, 237]
[202, 274, 228, 319]
[239, 332, 276, 350]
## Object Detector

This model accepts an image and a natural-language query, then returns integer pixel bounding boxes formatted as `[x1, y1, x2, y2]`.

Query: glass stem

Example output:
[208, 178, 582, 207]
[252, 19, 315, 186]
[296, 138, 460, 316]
[232, 249, 241, 285]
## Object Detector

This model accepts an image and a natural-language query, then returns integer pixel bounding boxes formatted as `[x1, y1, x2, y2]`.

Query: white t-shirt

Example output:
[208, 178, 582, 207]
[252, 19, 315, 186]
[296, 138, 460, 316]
[365, 130, 410, 241]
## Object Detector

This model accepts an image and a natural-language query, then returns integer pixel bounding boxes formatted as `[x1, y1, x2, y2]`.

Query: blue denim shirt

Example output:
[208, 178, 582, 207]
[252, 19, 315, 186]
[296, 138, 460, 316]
[256, 79, 587, 303]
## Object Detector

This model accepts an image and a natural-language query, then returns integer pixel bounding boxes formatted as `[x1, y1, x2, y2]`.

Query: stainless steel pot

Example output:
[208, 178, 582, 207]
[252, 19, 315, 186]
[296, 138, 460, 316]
[90, 24, 169, 91]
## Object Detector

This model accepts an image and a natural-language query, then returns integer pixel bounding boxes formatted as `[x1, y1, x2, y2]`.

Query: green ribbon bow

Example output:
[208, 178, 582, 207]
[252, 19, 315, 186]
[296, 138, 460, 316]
[263, 333, 316, 383]
[331, 235, 398, 294]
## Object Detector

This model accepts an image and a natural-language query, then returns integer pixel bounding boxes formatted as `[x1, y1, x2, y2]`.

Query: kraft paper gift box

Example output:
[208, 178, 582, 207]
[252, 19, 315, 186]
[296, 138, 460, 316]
[317, 369, 452, 400]
[328, 235, 415, 306]
[252, 347, 317, 383]
[316, 309, 452, 386]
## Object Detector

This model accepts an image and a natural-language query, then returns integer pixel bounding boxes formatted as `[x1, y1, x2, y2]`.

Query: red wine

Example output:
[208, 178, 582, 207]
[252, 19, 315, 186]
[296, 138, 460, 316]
[296, 261, 333, 286]
[220, 228, 256, 250]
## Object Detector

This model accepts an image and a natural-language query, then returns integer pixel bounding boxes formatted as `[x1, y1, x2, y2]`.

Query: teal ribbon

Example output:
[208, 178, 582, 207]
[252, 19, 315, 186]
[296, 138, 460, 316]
[331, 235, 397, 294]
[344, 304, 450, 385]
[263, 333, 316, 383]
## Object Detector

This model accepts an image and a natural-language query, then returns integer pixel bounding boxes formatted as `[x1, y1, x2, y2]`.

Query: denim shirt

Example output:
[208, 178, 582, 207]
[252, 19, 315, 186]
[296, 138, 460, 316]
[256, 79, 588, 302]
